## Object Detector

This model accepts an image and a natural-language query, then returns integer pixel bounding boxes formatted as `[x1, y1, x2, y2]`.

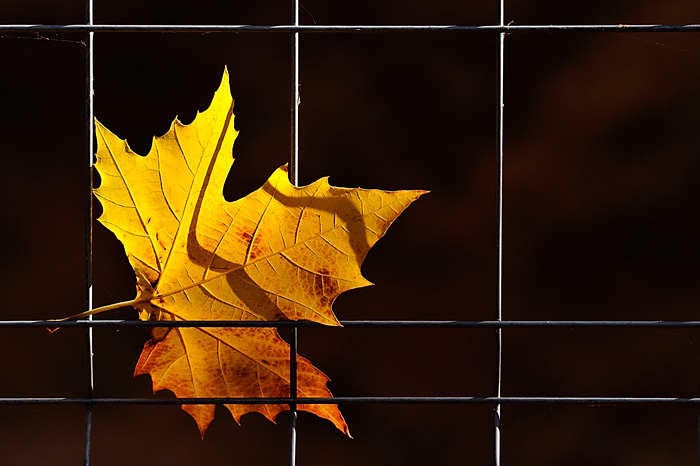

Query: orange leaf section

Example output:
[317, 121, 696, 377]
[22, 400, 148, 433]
[93, 68, 426, 436]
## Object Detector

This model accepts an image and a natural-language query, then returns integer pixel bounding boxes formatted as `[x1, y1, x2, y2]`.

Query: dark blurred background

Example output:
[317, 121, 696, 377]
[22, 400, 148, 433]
[1, 1, 700, 465]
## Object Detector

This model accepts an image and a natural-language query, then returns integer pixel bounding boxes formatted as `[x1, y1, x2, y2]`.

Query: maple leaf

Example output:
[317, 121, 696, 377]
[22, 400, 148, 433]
[82, 69, 426, 436]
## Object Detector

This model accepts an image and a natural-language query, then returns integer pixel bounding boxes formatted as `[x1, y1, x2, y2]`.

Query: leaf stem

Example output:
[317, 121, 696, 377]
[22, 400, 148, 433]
[51, 298, 143, 322]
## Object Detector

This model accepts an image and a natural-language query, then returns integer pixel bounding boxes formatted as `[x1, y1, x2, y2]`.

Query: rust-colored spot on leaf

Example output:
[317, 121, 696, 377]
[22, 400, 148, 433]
[155, 230, 169, 251]
[236, 226, 253, 244]
[247, 237, 265, 261]
[313, 267, 340, 308]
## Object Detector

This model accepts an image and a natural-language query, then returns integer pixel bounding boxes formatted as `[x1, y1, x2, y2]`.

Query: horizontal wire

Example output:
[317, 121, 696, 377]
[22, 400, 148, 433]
[0, 24, 699, 33]
[10, 320, 700, 328]
[2, 396, 700, 405]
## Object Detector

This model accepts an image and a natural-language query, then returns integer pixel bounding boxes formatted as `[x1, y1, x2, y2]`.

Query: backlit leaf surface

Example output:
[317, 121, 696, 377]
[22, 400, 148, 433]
[92, 69, 426, 436]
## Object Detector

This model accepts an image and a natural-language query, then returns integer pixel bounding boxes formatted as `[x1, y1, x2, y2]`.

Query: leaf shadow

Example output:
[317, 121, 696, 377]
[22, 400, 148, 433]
[186, 166, 371, 324]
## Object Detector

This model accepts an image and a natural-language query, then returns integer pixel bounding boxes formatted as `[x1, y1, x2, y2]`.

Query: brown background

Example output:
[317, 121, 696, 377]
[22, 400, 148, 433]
[1, 1, 700, 465]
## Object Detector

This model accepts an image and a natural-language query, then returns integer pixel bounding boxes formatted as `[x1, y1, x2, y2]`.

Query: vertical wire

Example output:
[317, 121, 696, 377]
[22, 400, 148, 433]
[83, 0, 95, 465]
[494, 1, 505, 465]
[289, 1, 300, 466]
[289, 328, 298, 466]
[290, 1, 300, 185]
[697, 357, 700, 464]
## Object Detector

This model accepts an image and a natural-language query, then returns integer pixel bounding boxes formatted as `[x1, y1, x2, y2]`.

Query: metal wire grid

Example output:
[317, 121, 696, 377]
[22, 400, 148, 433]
[2, 1, 700, 465]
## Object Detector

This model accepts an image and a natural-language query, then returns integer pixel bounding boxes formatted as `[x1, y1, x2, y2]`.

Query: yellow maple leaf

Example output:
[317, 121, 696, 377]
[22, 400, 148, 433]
[73, 69, 425, 436]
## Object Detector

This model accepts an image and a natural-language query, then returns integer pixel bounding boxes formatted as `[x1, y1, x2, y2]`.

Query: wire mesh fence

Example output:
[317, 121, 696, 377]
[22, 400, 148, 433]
[1, 0, 700, 465]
